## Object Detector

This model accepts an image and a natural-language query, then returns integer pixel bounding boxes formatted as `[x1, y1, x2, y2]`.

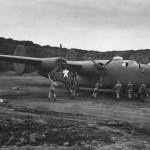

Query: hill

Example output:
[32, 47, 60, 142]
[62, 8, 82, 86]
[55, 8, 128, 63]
[0, 37, 150, 72]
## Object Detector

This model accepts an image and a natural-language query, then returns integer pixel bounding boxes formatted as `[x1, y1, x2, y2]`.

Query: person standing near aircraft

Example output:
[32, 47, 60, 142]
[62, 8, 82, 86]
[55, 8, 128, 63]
[114, 81, 122, 101]
[48, 74, 58, 101]
[70, 73, 79, 99]
[139, 81, 148, 102]
[91, 81, 102, 99]
[126, 81, 133, 100]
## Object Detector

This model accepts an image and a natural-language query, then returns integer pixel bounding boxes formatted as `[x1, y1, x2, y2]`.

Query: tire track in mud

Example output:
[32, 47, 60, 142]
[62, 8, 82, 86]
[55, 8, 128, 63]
[0, 104, 150, 149]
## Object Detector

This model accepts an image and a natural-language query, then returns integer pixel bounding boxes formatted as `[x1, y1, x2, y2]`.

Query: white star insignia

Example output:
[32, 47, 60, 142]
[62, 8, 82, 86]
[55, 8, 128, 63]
[63, 69, 69, 78]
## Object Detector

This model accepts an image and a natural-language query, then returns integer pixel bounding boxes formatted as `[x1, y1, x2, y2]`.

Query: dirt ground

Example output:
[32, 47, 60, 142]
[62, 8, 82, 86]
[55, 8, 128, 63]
[0, 74, 150, 150]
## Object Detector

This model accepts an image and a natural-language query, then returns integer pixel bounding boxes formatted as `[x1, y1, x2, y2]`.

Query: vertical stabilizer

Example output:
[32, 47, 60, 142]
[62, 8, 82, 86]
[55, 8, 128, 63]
[65, 50, 77, 61]
[14, 45, 26, 75]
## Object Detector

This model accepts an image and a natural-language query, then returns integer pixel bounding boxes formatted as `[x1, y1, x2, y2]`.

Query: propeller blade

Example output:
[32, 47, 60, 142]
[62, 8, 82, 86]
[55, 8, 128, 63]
[60, 43, 63, 58]
[104, 59, 112, 66]
[49, 66, 60, 76]
[89, 57, 98, 66]
[89, 57, 105, 73]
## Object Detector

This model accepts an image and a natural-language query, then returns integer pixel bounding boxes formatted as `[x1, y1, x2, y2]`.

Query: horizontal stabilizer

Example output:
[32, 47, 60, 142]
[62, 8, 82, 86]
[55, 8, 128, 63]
[0, 45, 42, 75]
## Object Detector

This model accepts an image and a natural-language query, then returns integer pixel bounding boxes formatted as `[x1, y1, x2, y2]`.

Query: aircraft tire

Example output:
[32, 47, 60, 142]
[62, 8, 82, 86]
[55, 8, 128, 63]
[133, 91, 140, 99]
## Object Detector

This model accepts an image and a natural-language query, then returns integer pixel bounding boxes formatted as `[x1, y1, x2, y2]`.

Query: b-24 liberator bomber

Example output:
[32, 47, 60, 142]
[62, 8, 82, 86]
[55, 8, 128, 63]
[0, 45, 149, 99]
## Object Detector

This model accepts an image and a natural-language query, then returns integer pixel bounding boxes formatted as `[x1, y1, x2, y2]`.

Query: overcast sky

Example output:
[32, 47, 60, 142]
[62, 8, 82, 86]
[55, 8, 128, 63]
[0, 0, 150, 51]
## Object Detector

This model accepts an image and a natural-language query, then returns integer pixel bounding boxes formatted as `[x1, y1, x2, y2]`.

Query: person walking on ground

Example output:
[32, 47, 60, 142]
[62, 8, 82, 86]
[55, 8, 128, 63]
[126, 81, 133, 100]
[114, 81, 122, 101]
[139, 81, 148, 102]
[47, 74, 58, 101]
[91, 81, 102, 99]
[70, 75, 79, 99]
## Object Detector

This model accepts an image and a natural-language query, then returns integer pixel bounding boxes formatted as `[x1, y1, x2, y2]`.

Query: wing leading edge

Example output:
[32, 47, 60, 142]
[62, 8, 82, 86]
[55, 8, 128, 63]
[0, 55, 42, 66]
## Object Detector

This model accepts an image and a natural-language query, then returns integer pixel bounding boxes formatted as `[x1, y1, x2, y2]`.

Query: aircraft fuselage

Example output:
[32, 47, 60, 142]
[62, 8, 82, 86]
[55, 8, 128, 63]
[38, 59, 150, 91]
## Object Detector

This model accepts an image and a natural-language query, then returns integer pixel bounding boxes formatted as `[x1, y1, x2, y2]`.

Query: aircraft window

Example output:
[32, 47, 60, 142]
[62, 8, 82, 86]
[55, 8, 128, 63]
[122, 60, 137, 67]
[122, 62, 129, 67]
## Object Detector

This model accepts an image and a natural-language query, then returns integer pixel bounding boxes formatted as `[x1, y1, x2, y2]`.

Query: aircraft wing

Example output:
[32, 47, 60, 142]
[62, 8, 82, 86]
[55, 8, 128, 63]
[0, 55, 42, 66]
[67, 61, 82, 73]
[67, 59, 111, 75]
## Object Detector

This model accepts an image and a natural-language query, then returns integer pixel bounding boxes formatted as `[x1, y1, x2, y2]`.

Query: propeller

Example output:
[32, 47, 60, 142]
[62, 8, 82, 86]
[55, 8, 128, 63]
[89, 57, 104, 73]
[58, 44, 77, 77]
[48, 44, 78, 85]
[89, 57, 113, 86]
[60, 44, 63, 58]
[104, 59, 112, 67]
[89, 57, 112, 72]
[47, 44, 66, 76]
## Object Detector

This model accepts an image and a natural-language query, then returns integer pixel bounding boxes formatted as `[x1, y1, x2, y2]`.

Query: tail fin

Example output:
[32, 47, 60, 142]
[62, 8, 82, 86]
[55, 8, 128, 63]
[65, 50, 77, 61]
[14, 45, 26, 75]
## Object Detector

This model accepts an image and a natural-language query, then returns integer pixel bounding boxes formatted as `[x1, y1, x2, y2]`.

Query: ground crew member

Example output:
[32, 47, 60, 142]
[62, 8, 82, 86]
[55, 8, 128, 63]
[91, 81, 102, 99]
[114, 81, 122, 101]
[48, 74, 58, 101]
[126, 81, 133, 100]
[70, 75, 79, 99]
[65, 83, 72, 95]
[139, 81, 148, 102]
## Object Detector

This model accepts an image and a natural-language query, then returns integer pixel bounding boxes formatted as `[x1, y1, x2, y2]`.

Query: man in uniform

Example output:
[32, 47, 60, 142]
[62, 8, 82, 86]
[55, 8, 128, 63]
[139, 81, 148, 102]
[126, 81, 133, 100]
[114, 81, 122, 101]
[70, 73, 79, 99]
[48, 74, 58, 101]
[91, 81, 102, 99]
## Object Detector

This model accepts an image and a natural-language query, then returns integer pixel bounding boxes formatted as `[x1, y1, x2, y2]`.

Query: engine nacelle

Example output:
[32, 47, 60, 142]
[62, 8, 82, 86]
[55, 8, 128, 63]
[38, 57, 67, 72]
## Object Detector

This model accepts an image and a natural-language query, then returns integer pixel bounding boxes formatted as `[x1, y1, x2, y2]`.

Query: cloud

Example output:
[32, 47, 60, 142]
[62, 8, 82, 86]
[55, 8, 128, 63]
[1, 0, 150, 51]
[2, 0, 150, 28]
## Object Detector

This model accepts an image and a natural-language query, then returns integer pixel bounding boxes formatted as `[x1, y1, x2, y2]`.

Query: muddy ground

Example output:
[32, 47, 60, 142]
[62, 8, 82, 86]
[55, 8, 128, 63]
[0, 74, 150, 150]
